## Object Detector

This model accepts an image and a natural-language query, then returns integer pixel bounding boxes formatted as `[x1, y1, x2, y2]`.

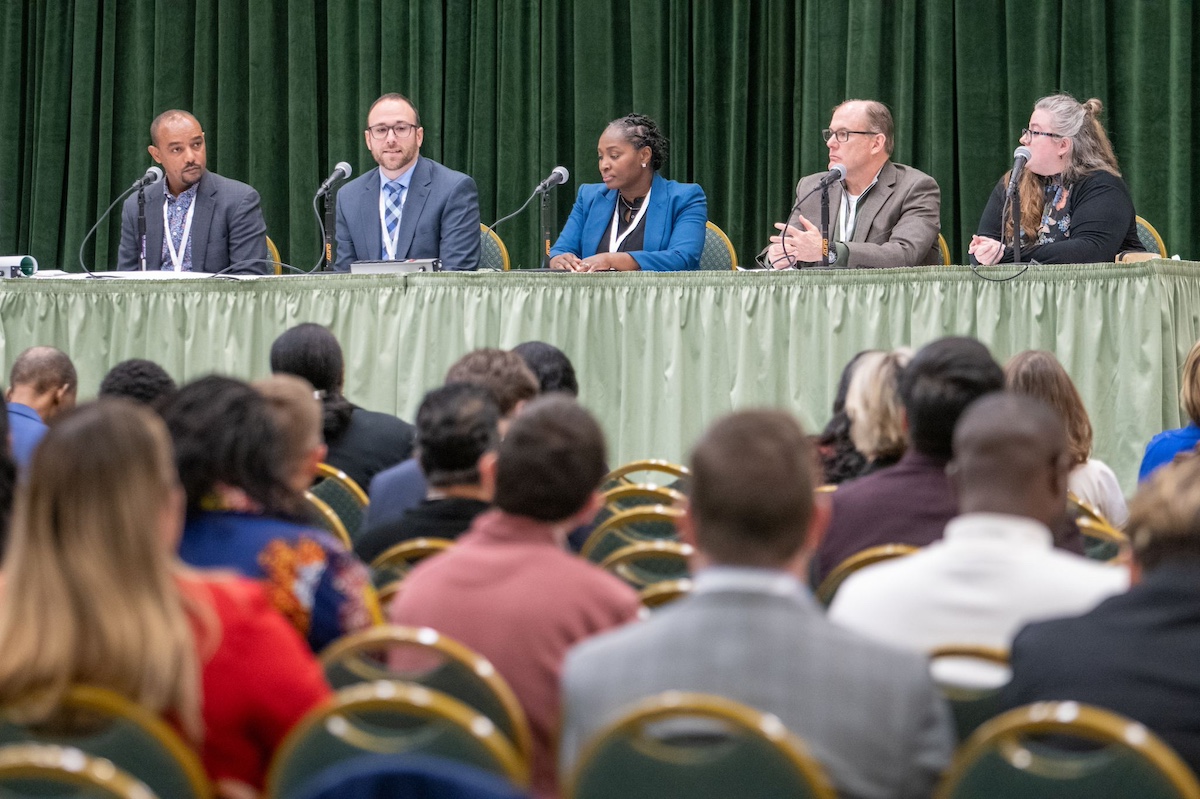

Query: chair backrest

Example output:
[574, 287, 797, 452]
[265, 681, 529, 799]
[566, 692, 835, 799]
[927, 645, 1011, 742]
[291, 753, 529, 799]
[304, 491, 353, 549]
[938, 233, 952, 265]
[592, 483, 686, 531]
[814, 544, 919, 605]
[370, 537, 456, 587]
[0, 743, 161, 798]
[581, 506, 684, 564]
[936, 701, 1200, 799]
[599, 540, 694, 588]
[479, 224, 511, 271]
[699, 222, 738, 270]
[1135, 216, 1167, 257]
[638, 578, 693, 610]
[600, 459, 690, 492]
[311, 464, 369, 542]
[1067, 492, 1128, 561]
[0, 685, 211, 798]
[266, 235, 282, 275]
[318, 625, 533, 763]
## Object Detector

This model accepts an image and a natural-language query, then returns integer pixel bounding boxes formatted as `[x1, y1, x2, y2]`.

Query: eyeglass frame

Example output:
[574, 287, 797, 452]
[822, 128, 881, 143]
[1021, 127, 1064, 140]
[366, 121, 421, 140]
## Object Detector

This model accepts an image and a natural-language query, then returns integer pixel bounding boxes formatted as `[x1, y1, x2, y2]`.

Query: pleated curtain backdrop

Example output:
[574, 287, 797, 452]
[1, 1, 1196, 272]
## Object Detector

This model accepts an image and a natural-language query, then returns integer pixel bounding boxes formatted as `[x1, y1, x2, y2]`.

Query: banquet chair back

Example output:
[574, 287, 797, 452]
[592, 483, 685, 531]
[699, 222, 738, 270]
[599, 460, 689, 492]
[566, 692, 834, 799]
[599, 540, 693, 589]
[290, 753, 529, 799]
[1135, 216, 1167, 257]
[265, 682, 528, 798]
[927, 645, 1011, 742]
[311, 463, 369, 542]
[581, 506, 683, 565]
[480, 224, 511, 271]
[1067, 492, 1127, 561]
[0, 685, 211, 798]
[370, 537, 456, 590]
[936, 702, 1200, 799]
[939, 234, 952, 265]
[266, 235, 282, 275]
[303, 491, 353, 549]
[318, 625, 532, 762]
[814, 544, 919, 606]
[0, 743, 161, 798]
[638, 579, 693, 610]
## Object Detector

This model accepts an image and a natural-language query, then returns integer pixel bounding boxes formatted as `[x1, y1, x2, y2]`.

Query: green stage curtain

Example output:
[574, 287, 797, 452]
[1, 1, 1197, 272]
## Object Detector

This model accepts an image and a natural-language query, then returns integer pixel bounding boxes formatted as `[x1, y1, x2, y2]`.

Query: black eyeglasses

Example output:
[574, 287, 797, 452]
[822, 128, 880, 143]
[1021, 127, 1063, 139]
[366, 122, 420, 140]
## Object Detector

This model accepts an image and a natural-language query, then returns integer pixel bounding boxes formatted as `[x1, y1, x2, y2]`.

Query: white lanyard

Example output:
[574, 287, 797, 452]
[379, 183, 404, 260]
[163, 197, 196, 271]
[607, 186, 652, 253]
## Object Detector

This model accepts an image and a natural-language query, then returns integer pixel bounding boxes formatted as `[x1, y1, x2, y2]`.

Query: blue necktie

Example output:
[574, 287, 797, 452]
[383, 181, 403, 259]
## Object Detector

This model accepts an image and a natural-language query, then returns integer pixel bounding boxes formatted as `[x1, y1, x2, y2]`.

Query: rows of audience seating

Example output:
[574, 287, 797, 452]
[0, 329, 1198, 798]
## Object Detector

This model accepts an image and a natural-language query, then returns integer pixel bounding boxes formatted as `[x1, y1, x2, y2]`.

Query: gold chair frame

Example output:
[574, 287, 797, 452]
[599, 540, 694, 588]
[815, 544, 918, 605]
[0, 744, 158, 798]
[480, 223, 511, 271]
[304, 490, 353, 549]
[601, 460, 690, 489]
[580, 506, 684, 561]
[600, 483, 686, 509]
[316, 463, 370, 506]
[370, 537, 456, 573]
[266, 235, 282, 275]
[1136, 215, 1167, 257]
[638, 578, 694, 609]
[704, 221, 739, 270]
[939, 233, 952, 265]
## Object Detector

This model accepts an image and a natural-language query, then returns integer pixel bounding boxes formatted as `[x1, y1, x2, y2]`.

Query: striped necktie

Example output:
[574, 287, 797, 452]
[383, 180, 404, 259]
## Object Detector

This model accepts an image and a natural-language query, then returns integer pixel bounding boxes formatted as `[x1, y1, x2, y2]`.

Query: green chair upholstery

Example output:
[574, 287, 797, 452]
[1135, 216, 1167, 257]
[581, 506, 683, 565]
[599, 540, 693, 589]
[699, 222, 738, 270]
[0, 743, 160, 798]
[318, 625, 533, 764]
[937, 702, 1200, 799]
[814, 544, 918, 606]
[479, 224, 511, 271]
[591, 483, 686, 531]
[566, 692, 835, 799]
[264, 681, 528, 799]
[311, 463, 369, 542]
[303, 491, 353, 549]
[0, 686, 211, 798]
[927, 645, 1011, 742]
[369, 537, 455, 589]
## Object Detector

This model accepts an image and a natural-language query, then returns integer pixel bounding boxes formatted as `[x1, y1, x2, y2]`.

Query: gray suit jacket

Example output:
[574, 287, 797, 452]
[783, 160, 941, 268]
[117, 170, 269, 274]
[561, 580, 954, 799]
[333, 157, 481, 271]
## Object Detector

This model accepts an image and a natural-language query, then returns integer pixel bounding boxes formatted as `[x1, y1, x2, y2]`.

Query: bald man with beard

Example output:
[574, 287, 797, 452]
[829, 393, 1127, 673]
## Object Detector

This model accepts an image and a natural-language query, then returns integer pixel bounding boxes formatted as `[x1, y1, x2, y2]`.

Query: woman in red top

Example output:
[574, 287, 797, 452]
[0, 399, 331, 796]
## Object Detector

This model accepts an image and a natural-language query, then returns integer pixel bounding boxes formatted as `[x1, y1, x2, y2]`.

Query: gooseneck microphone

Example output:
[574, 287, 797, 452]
[1005, 146, 1032, 196]
[316, 162, 353, 197]
[761, 164, 847, 269]
[818, 163, 848, 188]
[313, 161, 353, 271]
[77, 166, 165, 276]
[131, 166, 164, 190]
[534, 166, 570, 194]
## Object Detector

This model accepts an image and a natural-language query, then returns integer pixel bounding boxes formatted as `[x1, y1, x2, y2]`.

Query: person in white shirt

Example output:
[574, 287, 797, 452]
[829, 393, 1128, 665]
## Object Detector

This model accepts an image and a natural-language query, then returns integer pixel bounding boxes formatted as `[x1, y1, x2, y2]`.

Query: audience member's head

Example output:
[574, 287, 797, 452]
[1180, 339, 1200, 428]
[687, 410, 824, 570]
[1126, 457, 1200, 577]
[159, 375, 307, 520]
[491, 395, 606, 525]
[415, 384, 500, 490]
[269, 323, 355, 446]
[1005, 350, 1093, 467]
[846, 347, 912, 463]
[898, 337, 1004, 460]
[512, 342, 579, 397]
[5, 346, 77, 423]
[0, 399, 201, 738]
[949, 393, 1071, 528]
[253, 375, 327, 495]
[444, 348, 539, 421]
[817, 351, 871, 484]
[0, 395, 14, 550]
[98, 359, 177, 407]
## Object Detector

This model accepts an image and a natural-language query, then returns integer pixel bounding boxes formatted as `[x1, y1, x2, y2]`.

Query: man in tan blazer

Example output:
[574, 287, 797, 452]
[765, 99, 942, 268]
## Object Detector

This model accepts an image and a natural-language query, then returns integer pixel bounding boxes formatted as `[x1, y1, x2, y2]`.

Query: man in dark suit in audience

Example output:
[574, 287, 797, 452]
[1002, 455, 1200, 772]
[813, 336, 1004, 585]
[354, 384, 498, 563]
[560, 409, 955, 799]
[118, 110, 269, 274]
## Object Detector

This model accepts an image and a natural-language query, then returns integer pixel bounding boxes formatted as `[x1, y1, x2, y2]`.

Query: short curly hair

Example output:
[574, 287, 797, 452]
[606, 113, 669, 171]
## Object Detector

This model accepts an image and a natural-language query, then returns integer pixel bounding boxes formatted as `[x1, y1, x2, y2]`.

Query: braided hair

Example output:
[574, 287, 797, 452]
[606, 113, 669, 171]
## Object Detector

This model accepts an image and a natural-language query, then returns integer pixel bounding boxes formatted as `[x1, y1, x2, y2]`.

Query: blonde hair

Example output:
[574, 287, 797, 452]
[0, 400, 204, 742]
[1004, 350, 1093, 467]
[1006, 94, 1121, 243]
[1127, 456, 1200, 571]
[1181, 340, 1200, 426]
[845, 348, 913, 461]
[253, 374, 323, 480]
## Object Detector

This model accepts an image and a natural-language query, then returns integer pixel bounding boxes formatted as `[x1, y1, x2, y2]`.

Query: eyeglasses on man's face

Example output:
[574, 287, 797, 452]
[822, 128, 879, 143]
[367, 122, 420, 140]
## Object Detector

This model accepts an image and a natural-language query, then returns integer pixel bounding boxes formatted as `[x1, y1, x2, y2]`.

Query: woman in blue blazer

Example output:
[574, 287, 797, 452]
[549, 114, 707, 272]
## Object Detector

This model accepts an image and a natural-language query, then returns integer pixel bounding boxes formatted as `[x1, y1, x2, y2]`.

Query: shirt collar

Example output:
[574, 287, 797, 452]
[166, 182, 199, 204]
[7, 402, 42, 422]
[692, 566, 807, 599]
[943, 512, 1053, 549]
[380, 160, 417, 193]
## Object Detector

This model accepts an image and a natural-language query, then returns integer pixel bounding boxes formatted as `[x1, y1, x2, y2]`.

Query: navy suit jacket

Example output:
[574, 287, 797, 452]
[549, 173, 707, 271]
[334, 157, 481, 271]
[117, 170, 269, 274]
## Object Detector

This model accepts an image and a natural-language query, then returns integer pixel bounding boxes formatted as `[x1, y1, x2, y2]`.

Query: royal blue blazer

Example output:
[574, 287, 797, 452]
[549, 173, 707, 271]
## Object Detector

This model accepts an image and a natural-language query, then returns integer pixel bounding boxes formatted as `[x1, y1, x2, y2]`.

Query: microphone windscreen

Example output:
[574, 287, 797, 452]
[335, 161, 353, 179]
[147, 166, 164, 184]
[553, 165, 569, 185]
[1013, 146, 1032, 162]
[832, 163, 847, 180]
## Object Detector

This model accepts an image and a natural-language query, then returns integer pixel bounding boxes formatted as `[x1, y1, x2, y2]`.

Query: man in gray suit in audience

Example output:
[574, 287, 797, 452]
[334, 92, 481, 271]
[560, 409, 955, 799]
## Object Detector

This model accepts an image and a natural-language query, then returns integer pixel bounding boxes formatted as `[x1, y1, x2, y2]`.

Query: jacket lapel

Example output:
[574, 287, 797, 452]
[358, 170, 383, 260]
[641, 173, 669, 251]
[189, 172, 216, 271]
[851, 161, 897, 242]
[144, 182, 166, 270]
[394, 157, 430, 258]
[585, 188, 617, 255]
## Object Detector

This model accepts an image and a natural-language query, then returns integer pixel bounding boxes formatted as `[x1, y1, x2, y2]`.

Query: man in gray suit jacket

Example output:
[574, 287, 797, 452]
[334, 93, 480, 271]
[118, 110, 269, 275]
[560, 409, 955, 799]
[764, 99, 941, 268]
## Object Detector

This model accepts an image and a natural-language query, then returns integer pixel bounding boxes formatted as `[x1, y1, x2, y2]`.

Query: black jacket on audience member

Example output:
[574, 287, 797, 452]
[354, 497, 490, 564]
[325, 407, 415, 494]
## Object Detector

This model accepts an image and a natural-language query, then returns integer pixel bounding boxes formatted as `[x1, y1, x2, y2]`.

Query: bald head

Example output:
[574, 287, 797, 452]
[149, 110, 201, 147]
[7, 347, 77, 422]
[949, 393, 1070, 526]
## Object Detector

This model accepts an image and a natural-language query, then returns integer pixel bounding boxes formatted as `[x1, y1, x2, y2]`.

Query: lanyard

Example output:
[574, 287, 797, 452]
[163, 197, 196, 272]
[379, 184, 404, 260]
[607, 186, 652, 253]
